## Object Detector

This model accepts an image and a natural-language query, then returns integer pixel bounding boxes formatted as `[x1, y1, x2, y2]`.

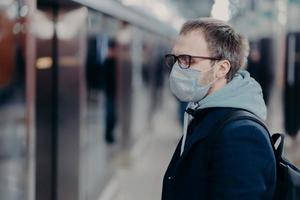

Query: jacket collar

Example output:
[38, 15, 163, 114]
[172, 108, 234, 173]
[180, 108, 219, 156]
[185, 107, 216, 118]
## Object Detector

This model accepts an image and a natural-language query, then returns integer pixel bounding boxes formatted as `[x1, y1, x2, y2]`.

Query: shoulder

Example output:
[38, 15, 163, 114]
[216, 119, 275, 161]
[220, 119, 270, 142]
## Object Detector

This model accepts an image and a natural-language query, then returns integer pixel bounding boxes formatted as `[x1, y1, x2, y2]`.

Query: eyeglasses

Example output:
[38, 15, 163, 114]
[164, 54, 220, 69]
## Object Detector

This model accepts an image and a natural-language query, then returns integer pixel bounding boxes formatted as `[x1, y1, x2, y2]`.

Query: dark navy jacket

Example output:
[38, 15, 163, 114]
[162, 107, 276, 200]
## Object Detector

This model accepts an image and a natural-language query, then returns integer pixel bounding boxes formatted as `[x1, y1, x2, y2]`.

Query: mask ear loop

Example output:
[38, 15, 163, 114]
[197, 61, 220, 86]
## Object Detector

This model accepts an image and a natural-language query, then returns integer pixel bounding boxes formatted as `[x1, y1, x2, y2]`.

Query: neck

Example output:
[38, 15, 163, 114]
[207, 78, 227, 96]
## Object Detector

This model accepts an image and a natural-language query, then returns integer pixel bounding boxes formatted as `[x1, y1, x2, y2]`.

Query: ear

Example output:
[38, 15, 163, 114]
[216, 60, 230, 79]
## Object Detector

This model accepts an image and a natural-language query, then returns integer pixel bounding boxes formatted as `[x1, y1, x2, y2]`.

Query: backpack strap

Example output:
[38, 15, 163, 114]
[206, 109, 283, 164]
[271, 133, 285, 159]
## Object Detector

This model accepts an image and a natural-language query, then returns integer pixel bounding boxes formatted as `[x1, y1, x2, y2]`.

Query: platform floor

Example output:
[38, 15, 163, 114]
[98, 93, 181, 200]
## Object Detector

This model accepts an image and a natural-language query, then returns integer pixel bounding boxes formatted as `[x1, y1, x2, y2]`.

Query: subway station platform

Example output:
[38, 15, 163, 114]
[1, 0, 300, 200]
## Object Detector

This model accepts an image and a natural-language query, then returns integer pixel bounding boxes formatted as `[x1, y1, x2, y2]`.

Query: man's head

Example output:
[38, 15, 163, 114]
[168, 18, 249, 101]
[166, 18, 249, 100]
[174, 17, 249, 79]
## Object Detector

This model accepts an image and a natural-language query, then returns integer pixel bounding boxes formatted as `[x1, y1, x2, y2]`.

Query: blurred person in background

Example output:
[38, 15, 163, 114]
[162, 18, 276, 200]
[103, 38, 118, 144]
[247, 39, 275, 106]
[247, 41, 261, 85]
[283, 33, 300, 137]
[142, 43, 151, 88]
[148, 46, 166, 129]
[86, 37, 103, 95]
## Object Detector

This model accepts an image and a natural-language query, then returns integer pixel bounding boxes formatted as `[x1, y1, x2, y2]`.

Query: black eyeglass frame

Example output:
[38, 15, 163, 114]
[164, 54, 221, 69]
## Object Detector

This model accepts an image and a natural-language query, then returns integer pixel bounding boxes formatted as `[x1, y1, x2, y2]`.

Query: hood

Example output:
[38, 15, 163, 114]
[188, 70, 267, 120]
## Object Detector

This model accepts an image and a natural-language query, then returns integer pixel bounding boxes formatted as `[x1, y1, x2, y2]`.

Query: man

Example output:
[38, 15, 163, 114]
[162, 18, 276, 200]
[103, 38, 118, 144]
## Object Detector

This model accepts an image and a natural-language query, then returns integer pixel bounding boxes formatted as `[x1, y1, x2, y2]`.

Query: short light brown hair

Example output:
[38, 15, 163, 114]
[180, 18, 249, 81]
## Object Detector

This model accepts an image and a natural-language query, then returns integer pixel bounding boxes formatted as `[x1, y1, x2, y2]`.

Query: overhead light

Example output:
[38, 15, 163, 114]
[171, 17, 185, 31]
[32, 11, 54, 39]
[57, 7, 87, 40]
[121, 0, 180, 32]
[152, 2, 172, 21]
[211, 0, 231, 21]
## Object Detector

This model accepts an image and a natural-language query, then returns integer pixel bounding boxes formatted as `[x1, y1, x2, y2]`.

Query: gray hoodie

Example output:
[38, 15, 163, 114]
[180, 70, 267, 155]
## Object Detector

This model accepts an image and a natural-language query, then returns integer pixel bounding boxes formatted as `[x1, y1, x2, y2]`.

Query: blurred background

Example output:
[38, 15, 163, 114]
[0, 0, 299, 200]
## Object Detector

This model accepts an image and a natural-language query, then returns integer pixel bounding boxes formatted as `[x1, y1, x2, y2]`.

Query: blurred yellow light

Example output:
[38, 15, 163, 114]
[36, 57, 52, 69]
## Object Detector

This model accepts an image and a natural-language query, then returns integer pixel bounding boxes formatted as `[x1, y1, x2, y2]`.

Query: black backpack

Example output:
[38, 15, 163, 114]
[209, 110, 300, 200]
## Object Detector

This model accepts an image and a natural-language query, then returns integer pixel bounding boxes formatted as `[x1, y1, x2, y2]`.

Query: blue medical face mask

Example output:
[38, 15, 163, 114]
[169, 63, 217, 102]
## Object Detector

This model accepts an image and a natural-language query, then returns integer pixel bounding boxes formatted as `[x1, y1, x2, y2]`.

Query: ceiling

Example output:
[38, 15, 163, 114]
[168, 0, 214, 19]
[76, 0, 299, 37]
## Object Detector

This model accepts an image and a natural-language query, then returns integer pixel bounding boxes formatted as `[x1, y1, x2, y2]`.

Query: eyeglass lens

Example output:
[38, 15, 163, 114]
[165, 55, 191, 69]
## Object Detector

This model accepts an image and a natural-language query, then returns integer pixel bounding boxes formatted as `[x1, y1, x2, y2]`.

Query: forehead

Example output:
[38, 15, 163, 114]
[172, 30, 209, 56]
